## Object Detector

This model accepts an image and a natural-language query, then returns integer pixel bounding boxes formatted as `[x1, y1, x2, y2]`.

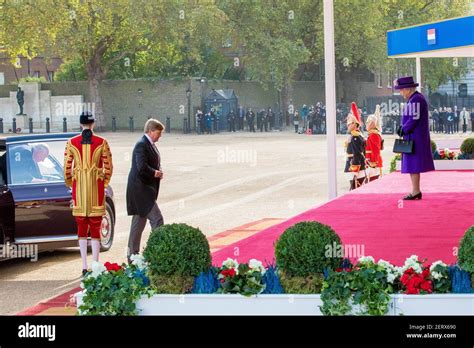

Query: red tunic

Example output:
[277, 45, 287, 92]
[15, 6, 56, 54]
[366, 130, 383, 168]
[64, 132, 113, 218]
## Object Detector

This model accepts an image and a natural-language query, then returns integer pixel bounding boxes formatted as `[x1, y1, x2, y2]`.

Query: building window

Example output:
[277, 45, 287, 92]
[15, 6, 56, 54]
[387, 72, 392, 88]
[0, 72, 4, 85]
[33, 71, 40, 78]
[48, 71, 54, 82]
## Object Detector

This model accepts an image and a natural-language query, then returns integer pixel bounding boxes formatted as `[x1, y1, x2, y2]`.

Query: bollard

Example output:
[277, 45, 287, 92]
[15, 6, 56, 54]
[112, 117, 117, 132]
[166, 117, 170, 133]
[0, 118, 3, 134]
[46, 117, 50, 133]
[29, 118, 33, 133]
[12, 118, 16, 133]
[63, 117, 67, 132]
[129, 116, 134, 132]
[183, 117, 188, 134]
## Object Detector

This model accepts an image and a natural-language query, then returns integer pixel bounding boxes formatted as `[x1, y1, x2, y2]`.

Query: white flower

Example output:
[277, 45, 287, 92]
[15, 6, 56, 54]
[431, 271, 443, 280]
[377, 259, 400, 284]
[130, 254, 148, 271]
[377, 259, 392, 269]
[387, 273, 397, 284]
[402, 255, 423, 273]
[90, 261, 107, 278]
[358, 256, 375, 264]
[430, 260, 447, 272]
[222, 258, 239, 270]
[248, 259, 266, 274]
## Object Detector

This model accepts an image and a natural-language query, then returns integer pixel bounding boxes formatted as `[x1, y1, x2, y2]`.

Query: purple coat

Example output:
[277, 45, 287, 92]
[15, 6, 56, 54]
[401, 91, 435, 174]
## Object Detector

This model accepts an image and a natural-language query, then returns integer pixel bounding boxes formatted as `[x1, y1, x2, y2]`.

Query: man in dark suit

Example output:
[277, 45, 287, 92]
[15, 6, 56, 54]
[9, 143, 49, 184]
[126, 119, 165, 262]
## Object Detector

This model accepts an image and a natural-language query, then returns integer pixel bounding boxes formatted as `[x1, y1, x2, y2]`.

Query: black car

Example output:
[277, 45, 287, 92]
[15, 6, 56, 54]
[0, 133, 115, 258]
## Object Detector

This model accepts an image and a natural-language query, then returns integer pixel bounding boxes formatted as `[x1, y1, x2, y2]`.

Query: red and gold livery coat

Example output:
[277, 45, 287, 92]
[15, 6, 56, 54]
[64, 133, 113, 217]
[366, 129, 383, 168]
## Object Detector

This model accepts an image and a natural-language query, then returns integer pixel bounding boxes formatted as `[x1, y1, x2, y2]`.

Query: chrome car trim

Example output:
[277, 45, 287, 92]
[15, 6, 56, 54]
[14, 235, 78, 244]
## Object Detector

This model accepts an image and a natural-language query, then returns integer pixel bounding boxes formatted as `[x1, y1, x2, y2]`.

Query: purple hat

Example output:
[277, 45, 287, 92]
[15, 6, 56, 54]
[394, 76, 419, 90]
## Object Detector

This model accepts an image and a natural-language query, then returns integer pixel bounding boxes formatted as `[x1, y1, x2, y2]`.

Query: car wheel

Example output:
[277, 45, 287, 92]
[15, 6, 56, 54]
[100, 202, 114, 251]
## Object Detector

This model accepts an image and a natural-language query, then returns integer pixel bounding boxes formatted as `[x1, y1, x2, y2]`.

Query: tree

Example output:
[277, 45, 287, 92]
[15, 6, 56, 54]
[1, 0, 227, 130]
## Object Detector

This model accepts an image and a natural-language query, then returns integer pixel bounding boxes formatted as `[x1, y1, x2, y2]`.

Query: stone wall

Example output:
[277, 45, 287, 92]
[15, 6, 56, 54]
[0, 78, 392, 132]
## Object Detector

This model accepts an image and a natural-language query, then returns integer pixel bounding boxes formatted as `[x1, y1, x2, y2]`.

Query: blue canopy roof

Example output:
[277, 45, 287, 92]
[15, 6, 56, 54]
[387, 15, 474, 58]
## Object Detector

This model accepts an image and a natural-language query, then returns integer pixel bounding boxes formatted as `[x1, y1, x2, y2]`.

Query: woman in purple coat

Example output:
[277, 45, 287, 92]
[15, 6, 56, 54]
[395, 76, 435, 200]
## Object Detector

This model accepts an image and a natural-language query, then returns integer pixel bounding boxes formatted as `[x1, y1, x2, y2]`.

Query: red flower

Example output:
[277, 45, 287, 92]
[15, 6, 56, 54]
[221, 268, 236, 277]
[420, 280, 432, 292]
[422, 268, 430, 278]
[336, 268, 343, 272]
[104, 262, 122, 272]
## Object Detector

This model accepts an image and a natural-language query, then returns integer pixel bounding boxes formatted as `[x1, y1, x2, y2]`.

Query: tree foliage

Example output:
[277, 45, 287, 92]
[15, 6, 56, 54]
[1, 0, 471, 127]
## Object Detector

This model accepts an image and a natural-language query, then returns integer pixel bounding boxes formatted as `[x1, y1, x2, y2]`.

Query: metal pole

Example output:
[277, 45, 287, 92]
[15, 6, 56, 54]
[324, 0, 337, 200]
[13, 118, 17, 133]
[0, 118, 3, 133]
[416, 56, 421, 92]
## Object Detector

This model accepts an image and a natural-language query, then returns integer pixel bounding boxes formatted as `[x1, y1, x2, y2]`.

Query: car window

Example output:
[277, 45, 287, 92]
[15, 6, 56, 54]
[8, 140, 66, 185]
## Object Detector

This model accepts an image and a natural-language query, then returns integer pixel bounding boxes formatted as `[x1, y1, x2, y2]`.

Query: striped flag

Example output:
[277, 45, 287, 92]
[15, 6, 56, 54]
[427, 28, 436, 45]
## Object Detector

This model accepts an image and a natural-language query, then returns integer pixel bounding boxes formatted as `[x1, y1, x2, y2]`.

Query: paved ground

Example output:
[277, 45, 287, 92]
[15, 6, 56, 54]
[0, 129, 471, 314]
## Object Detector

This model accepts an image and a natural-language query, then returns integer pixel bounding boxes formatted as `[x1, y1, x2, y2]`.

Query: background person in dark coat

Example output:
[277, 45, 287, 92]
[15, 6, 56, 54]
[395, 76, 434, 200]
[126, 119, 165, 261]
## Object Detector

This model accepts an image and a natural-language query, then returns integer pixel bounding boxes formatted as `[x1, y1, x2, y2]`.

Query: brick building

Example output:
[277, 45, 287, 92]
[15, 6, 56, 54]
[0, 55, 62, 85]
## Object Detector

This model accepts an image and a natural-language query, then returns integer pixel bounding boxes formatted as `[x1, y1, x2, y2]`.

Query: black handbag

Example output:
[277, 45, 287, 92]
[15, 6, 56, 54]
[393, 138, 413, 154]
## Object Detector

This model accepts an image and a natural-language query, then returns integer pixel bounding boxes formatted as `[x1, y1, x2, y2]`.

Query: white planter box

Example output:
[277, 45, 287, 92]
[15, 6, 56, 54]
[75, 292, 473, 315]
[392, 294, 474, 316]
[395, 159, 474, 171]
[75, 292, 326, 315]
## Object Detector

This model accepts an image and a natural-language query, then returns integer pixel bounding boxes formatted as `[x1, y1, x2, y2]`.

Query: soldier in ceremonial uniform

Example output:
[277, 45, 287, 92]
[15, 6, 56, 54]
[344, 102, 366, 190]
[365, 104, 384, 182]
[64, 111, 113, 276]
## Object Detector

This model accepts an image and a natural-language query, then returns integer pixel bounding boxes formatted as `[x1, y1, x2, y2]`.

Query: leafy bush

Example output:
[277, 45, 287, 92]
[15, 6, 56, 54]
[279, 271, 324, 294]
[150, 274, 195, 294]
[143, 223, 211, 277]
[12, 76, 48, 84]
[275, 221, 342, 277]
[431, 139, 437, 153]
[79, 260, 153, 316]
[389, 154, 401, 173]
[458, 225, 474, 273]
[460, 138, 474, 156]
[217, 258, 267, 296]
[321, 259, 392, 316]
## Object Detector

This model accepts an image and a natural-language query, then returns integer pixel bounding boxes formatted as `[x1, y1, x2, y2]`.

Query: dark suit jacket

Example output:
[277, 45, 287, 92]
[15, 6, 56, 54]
[9, 145, 42, 184]
[126, 135, 161, 217]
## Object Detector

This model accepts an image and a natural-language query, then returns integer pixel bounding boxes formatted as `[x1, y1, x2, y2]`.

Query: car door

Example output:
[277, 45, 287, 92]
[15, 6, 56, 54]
[7, 138, 77, 243]
[0, 143, 14, 245]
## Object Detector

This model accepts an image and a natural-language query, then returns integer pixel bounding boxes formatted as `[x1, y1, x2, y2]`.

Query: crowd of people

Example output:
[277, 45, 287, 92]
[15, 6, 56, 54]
[194, 107, 283, 134]
[193, 102, 474, 136]
[430, 106, 474, 134]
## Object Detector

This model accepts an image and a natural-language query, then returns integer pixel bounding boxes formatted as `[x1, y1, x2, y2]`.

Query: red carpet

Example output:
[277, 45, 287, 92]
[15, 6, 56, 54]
[212, 171, 474, 267]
